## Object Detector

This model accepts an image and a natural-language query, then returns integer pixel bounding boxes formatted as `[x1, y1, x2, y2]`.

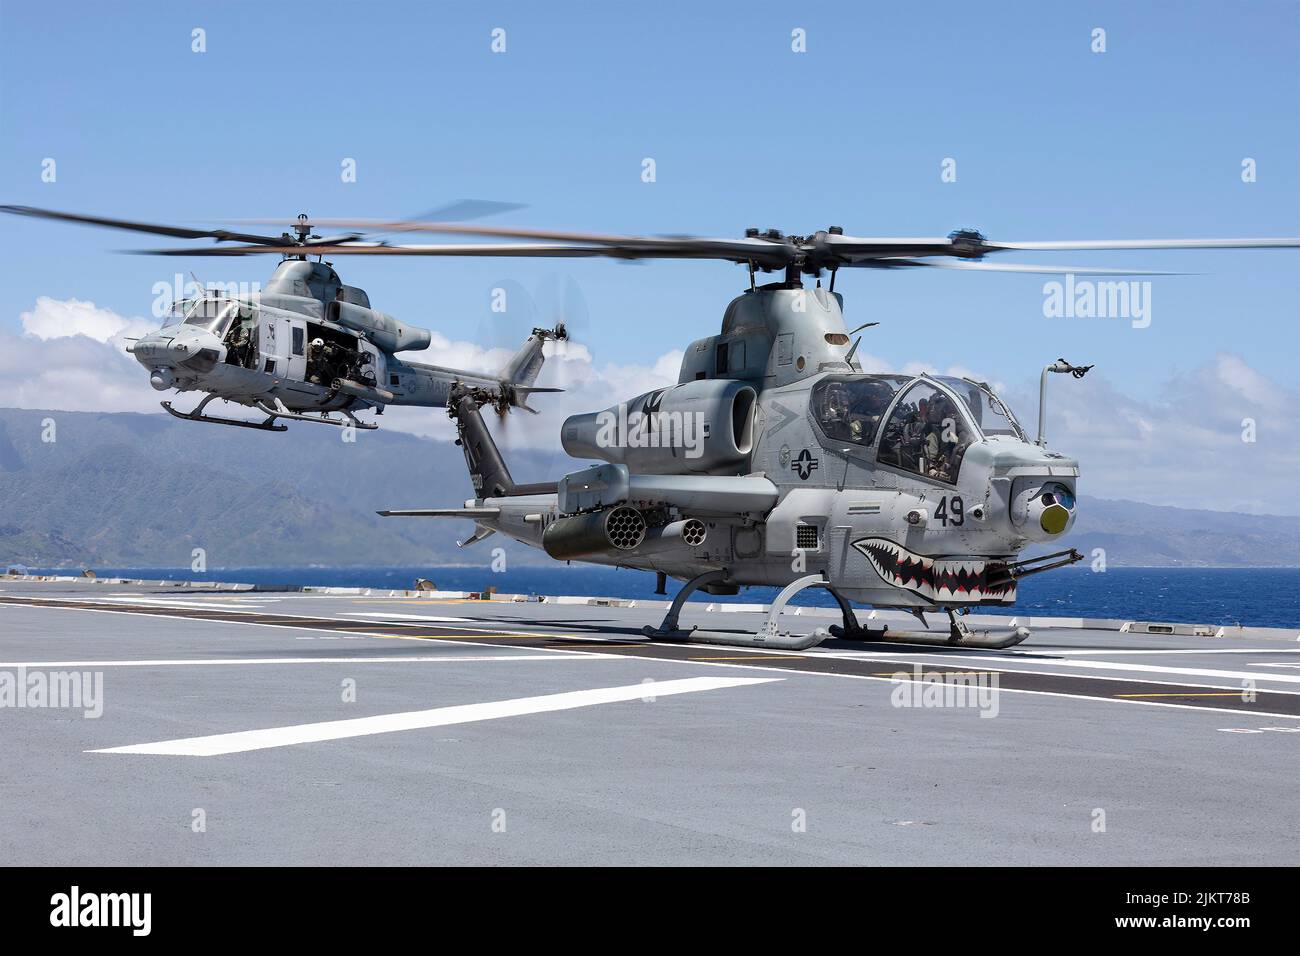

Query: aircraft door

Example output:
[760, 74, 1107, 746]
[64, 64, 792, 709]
[285, 319, 308, 382]
[367, 346, 387, 392]
[257, 311, 282, 377]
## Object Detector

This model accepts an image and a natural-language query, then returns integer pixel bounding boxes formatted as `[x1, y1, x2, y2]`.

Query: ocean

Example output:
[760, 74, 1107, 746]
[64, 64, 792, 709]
[18, 564, 1300, 629]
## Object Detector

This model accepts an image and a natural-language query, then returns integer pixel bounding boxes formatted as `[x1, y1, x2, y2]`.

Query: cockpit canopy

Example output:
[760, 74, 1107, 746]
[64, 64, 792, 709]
[811, 372, 1027, 484]
[164, 297, 238, 337]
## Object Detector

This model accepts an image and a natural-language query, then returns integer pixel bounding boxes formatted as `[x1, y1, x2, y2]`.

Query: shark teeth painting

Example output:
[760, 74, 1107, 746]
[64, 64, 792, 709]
[851, 537, 1016, 603]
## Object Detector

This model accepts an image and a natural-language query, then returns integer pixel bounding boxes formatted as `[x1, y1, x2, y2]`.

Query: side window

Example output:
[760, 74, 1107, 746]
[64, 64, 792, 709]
[714, 342, 729, 377]
[876, 383, 973, 483]
[812, 376, 901, 446]
[728, 340, 746, 374]
[291, 326, 305, 357]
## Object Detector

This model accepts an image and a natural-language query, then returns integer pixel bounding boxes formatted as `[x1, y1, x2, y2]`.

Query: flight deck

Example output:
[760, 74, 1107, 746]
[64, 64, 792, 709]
[1, 574, 1296, 866]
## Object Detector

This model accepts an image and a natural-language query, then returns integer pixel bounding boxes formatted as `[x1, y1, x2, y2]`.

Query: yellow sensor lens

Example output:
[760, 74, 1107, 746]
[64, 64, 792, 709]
[1040, 504, 1070, 535]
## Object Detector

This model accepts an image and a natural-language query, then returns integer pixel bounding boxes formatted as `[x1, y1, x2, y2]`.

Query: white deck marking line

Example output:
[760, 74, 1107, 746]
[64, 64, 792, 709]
[978, 648, 1300, 657]
[811, 646, 1300, 660]
[0, 602, 591, 656]
[0, 654, 615, 667]
[106, 593, 281, 603]
[968, 656, 1300, 685]
[1, 597, 552, 635]
[101, 597, 265, 611]
[105, 597, 285, 605]
[337, 612, 473, 623]
[90, 676, 780, 756]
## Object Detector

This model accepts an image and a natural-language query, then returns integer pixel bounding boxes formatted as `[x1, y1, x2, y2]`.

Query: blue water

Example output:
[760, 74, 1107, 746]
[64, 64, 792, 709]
[19, 564, 1300, 628]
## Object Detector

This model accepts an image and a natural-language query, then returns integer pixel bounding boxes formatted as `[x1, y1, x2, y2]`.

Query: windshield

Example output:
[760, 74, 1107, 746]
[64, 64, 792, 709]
[162, 298, 195, 328]
[179, 298, 236, 337]
[936, 376, 1025, 439]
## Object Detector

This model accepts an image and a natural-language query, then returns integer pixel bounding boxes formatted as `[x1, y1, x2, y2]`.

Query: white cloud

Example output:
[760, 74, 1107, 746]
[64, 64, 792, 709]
[0, 299, 158, 413]
[20, 296, 155, 347]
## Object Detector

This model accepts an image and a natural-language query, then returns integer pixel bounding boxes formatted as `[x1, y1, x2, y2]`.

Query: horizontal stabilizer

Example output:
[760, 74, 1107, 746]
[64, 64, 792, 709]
[377, 507, 501, 518]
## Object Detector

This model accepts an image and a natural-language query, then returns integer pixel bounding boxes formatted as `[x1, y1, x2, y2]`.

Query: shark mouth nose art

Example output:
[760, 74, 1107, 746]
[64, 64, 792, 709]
[851, 537, 1016, 602]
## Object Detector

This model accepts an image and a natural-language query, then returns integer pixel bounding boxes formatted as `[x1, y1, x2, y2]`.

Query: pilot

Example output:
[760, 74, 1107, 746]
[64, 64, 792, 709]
[307, 337, 327, 383]
[924, 395, 961, 480]
[923, 424, 944, 477]
[225, 320, 251, 367]
[820, 383, 850, 438]
[354, 350, 376, 385]
[846, 381, 888, 443]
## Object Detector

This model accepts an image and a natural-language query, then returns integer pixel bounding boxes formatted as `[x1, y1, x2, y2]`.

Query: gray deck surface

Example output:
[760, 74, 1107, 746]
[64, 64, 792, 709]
[1, 577, 1296, 866]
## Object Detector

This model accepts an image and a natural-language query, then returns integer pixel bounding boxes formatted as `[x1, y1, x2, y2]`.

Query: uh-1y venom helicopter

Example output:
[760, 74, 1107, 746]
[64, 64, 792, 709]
[50, 211, 1294, 651]
[0, 205, 566, 431]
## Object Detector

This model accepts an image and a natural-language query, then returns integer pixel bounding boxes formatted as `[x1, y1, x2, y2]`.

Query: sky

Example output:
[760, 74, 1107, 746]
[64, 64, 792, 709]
[1, 0, 1297, 513]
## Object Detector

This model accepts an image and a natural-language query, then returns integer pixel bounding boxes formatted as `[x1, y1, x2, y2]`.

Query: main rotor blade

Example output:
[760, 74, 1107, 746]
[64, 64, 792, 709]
[269, 218, 800, 266]
[231, 199, 529, 236]
[803, 231, 1300, 264]
[0, 205, 288, 246]
[985, 238, 1300, 252]
[293, 218, 645, 244]
[128, 237, 797, 266]
[855, 258, 1185, 276]
[128, 242, 631, 258]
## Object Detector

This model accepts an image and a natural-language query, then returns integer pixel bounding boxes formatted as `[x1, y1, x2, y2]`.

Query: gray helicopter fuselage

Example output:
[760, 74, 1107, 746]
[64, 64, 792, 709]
[456, 284, 1079, 613]
[128, 259, 542, 419]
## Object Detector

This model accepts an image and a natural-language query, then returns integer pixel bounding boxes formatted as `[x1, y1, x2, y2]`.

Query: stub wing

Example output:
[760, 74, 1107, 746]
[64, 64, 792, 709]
[376, 506, 504, 548]
[376, 507, 501, 518]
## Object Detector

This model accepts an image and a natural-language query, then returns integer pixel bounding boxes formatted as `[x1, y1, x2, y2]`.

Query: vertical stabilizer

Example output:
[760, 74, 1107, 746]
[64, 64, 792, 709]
[449, 388, 559, 499]
[500, 324, 567, 387]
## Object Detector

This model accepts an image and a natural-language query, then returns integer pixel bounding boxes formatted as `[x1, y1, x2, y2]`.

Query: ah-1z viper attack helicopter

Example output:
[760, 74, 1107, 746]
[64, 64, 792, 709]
[302, 215, 1295, 651]
[1, 205, 566, 431]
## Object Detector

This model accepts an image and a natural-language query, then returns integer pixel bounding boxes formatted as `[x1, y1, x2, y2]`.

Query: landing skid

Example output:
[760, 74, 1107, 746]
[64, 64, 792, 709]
[161, 397, 286, 432]
[642, 570, 833, 651]
[828, 600, 1030, 650]
[160, 395, 378, 432]
[642, 573, 1030, 652]
[253, 401, 378, 430]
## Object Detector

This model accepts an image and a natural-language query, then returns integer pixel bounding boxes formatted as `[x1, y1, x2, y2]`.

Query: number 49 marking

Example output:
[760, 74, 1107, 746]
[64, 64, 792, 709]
[934, 495, 964, 527]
